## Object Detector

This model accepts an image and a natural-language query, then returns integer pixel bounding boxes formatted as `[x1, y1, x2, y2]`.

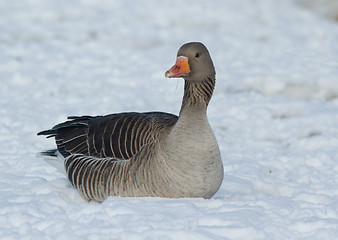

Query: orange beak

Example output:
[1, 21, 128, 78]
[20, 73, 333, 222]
[165, 56, 190, 78]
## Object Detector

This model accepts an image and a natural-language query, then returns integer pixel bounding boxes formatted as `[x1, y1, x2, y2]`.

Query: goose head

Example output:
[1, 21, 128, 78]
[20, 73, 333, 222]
[165, 42, 215, 83]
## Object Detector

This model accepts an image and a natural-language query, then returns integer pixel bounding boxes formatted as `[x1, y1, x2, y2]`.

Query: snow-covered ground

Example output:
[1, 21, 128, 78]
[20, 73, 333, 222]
[1, 0, 338, 239]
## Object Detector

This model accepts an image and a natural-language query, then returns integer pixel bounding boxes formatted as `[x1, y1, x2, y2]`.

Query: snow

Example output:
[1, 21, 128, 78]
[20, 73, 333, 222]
[1, 0, 338, 239]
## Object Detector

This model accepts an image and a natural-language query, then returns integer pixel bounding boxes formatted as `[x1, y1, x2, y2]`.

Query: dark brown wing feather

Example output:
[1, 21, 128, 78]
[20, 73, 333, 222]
[38, 112, 178, 159]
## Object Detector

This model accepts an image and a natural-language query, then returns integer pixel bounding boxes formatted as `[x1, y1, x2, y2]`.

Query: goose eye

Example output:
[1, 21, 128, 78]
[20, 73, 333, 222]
[195, 53, 200, 58]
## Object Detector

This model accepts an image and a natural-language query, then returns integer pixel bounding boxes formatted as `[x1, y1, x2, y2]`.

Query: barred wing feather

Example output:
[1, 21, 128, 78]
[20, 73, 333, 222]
[38, 112, 178, 160]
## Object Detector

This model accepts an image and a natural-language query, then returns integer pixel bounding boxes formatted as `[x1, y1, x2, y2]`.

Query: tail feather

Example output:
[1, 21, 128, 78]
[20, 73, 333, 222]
[36, 149, 66, 175]
[37, 130, 56, 137]
[39, 149, 58, 157]
[37, 115, 93, 139]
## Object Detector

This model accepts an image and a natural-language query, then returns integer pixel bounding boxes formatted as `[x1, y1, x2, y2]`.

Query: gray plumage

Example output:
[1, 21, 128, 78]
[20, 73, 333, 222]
[38, 42, 224, 201]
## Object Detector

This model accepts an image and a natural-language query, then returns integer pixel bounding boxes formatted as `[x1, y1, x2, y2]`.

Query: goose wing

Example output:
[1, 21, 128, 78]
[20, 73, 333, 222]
[38, 112, 178, 159]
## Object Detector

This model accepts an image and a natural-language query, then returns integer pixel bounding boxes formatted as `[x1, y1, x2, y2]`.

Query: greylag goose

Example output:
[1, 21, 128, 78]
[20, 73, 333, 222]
[38, 42, 224, 201]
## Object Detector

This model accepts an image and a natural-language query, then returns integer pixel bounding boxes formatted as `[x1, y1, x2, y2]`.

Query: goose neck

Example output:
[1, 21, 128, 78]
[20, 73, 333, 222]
[179, 76, 215, 114]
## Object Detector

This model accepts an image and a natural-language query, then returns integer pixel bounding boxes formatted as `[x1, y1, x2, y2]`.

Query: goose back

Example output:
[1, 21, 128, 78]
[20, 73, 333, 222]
[38, 112, 178, 160]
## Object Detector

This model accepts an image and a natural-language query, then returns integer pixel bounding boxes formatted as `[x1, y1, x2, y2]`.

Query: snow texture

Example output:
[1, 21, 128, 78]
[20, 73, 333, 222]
[1, 0, 338, 239]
